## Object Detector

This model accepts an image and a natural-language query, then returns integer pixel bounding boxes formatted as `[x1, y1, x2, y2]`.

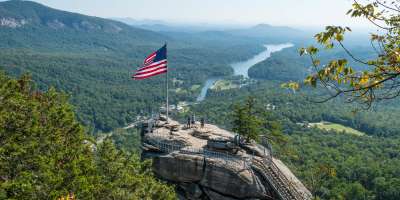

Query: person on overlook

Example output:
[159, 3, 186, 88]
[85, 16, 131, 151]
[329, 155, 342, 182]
[187, 116, 191, 128]
[200, 117, 205, 128]
[191, 114, 196, 125]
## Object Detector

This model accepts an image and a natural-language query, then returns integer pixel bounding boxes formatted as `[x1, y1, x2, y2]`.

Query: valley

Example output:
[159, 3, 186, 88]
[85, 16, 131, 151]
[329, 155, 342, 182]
[1, 1, 400, 200]
[197, 43, 293, 101]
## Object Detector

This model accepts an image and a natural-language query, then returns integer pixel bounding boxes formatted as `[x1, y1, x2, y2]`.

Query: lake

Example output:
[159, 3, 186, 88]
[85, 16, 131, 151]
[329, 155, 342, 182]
[196, 43, 294, 102]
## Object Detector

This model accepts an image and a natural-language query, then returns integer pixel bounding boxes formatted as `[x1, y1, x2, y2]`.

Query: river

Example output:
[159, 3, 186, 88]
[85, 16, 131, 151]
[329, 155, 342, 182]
[196, 43, 294, 102]
[196, 77, 222, 102]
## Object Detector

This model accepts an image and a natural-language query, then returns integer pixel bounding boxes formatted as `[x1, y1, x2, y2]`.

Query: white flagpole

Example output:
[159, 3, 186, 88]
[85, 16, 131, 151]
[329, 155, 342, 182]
[165, 42, 169, 123]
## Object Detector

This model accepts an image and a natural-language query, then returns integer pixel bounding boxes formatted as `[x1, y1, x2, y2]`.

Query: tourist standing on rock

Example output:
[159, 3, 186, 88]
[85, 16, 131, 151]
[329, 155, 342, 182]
[187, 116, 191, 128]
[191, 114, 196, 125]
[200, 117, 205, 128]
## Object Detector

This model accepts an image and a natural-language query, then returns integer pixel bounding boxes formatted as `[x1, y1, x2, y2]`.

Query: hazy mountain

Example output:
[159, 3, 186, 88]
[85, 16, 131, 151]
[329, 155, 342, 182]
[228, 23, 309, 43]
[249, 23, 299, 34]
[112, 17, 255, 33]
[111, 17, 167, 26]
[115, 18, 309, 43]
[111, 17, 183, 32]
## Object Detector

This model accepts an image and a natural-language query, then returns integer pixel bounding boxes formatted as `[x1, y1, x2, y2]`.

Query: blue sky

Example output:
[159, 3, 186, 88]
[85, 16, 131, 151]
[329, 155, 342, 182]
[6, 0, 372, 28]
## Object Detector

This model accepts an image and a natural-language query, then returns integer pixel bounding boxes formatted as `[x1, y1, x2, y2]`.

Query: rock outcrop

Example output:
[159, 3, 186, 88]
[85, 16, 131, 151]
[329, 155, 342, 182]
[141, 117, 312, 200]
[0, 18, 27, 28]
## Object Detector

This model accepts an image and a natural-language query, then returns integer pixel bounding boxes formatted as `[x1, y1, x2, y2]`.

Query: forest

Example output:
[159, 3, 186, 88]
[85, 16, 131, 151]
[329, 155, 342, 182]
[0, 0, 269, 132]
[1, 1, 400, 199]
[186, 80, 400, 199]
[0, 72, 175, 199]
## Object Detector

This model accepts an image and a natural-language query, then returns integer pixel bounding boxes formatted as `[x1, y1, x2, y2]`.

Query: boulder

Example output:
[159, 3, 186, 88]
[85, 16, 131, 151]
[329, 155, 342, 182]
[141, 118, 312, 200]
[200, 159, 268, 199]
[153, 153, 205, 183]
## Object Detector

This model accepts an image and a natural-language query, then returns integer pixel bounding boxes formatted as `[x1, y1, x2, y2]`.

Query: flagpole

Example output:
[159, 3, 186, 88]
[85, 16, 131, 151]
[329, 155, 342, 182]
[165, 42, 169, 123]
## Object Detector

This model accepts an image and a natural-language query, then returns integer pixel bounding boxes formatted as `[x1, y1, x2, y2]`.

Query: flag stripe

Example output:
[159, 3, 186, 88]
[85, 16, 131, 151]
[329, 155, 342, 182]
[144, 52, 156, 65]
[137, 60, 167, 72]
[135, 65, 167, 75]
[134, 67, 167, 78]
[133, 68, 167, 79]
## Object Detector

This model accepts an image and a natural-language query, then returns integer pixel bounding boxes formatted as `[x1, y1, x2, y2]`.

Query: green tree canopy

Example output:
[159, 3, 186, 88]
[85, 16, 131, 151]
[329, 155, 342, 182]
[0, 72, 98, 199]
[0, 72, 175, 199]
[231, 96, 286, 144]
[95, 139, 176, 200]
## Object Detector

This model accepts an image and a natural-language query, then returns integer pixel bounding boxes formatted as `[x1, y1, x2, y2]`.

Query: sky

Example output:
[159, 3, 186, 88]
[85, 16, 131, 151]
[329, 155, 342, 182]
[4, 0, 373, 29]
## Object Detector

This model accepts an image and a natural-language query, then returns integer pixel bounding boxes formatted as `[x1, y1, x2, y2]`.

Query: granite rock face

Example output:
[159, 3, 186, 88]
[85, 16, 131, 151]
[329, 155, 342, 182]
[141, 118, 312, 200]
[0, 18, 28, 28]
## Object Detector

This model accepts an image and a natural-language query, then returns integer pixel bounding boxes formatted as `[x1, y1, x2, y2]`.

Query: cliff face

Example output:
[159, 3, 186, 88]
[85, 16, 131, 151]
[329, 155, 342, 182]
[141, 117, 312, 200]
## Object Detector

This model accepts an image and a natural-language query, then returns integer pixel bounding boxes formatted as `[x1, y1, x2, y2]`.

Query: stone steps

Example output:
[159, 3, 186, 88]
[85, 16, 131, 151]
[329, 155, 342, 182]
[252, 159, 305, 200]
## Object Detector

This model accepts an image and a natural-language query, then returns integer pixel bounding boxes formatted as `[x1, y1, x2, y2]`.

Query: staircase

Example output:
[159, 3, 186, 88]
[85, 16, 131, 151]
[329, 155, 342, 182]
[252, 159, 310, 200]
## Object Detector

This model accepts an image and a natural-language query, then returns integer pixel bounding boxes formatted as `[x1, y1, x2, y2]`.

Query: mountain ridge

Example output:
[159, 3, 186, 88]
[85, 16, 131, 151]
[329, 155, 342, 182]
[1, 0, 130, 32]
[0, 0, 169, 52]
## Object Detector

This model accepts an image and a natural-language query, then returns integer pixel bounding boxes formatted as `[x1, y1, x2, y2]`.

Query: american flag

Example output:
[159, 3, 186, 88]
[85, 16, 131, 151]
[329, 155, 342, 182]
[133, 45, 167, 80]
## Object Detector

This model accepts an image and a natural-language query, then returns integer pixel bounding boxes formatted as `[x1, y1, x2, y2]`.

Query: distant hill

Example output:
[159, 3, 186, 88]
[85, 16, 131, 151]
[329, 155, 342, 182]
[248, 46, 309, 81]
[0, 0, 167, 52]
[237, 23, 299, 36]
[112, 17, 255, 33]
[248, 44, 376, 82]
[228, 24, 309, 43]
[112, 18, 167, 26]
[112, 18, 308, 43]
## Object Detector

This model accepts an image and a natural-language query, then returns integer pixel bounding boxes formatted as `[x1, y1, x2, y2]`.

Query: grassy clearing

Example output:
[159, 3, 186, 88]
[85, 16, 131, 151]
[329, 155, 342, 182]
[190, 84, 201, 91]
[211, 80, 239, 91]
[309, 122, 365, 136]
[175, 88, 187, 94]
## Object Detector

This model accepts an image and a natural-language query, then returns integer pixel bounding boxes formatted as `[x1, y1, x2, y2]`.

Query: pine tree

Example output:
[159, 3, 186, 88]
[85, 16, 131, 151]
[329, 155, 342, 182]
[0, 72, 98, 199]
[232, 97, 262, 142]
[232, 96, 286, 145]
[0, 72, 176, 199]
[96, 139, 175, 200]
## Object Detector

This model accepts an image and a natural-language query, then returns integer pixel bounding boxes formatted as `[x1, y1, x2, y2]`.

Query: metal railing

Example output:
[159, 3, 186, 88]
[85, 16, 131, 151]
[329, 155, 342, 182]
[253, 158, 311, 200]
[146, 134, 251, 169]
